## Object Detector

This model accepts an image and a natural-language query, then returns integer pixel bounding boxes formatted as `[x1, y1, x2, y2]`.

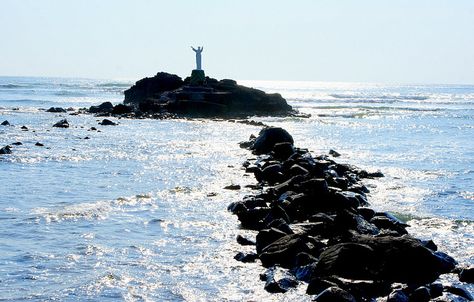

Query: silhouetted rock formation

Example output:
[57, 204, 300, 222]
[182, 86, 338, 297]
[121, 72, 295, 118]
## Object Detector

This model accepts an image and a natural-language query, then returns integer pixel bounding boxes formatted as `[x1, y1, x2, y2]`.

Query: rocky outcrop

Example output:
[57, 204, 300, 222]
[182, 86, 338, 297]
[120, 72, 295, 118]
[230, 127, 471, 301]
[53, 119, 69, 128]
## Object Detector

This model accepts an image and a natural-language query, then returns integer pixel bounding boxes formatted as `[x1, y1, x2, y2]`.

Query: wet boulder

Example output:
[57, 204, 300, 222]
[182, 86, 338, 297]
[250, 127, 294, 155]
[315, 242, 377, 280]
[256, 228, 288, 254]
[99, 119, 117, 126]
[459, 266, 474, 283]
[89, 101, 114, 114]
[0, 145, 12, 154]
[259, 233, 309, 268]
[1, 120, 10, 126]
[53, 119, 69, 128]
[46, 107, 66, 113]
[112, 104, 133, 115]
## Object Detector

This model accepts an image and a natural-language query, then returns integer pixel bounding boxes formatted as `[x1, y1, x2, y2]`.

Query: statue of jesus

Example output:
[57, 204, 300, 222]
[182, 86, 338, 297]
[191, 46, 203, 70]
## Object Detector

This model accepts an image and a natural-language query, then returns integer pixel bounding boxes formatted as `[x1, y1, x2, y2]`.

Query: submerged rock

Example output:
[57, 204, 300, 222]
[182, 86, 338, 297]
[1, 120, 10, 126]
[250, 127, 294, 155]
[89, 102, 113, 114]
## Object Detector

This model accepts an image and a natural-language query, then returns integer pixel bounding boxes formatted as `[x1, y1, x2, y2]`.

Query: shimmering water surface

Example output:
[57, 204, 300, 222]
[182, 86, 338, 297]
[0, 77, 473, 301]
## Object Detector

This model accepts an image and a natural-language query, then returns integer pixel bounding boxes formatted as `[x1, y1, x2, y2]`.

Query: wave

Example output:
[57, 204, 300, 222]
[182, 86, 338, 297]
[329, 93, 430, 101]
[53, 90, 87, 97]
[96, 82, 131, 88]
[0, 84, 29, 89]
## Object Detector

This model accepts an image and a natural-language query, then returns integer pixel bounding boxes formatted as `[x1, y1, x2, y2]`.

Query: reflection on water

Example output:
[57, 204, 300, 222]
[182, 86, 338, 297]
[0, 77, 473, 300]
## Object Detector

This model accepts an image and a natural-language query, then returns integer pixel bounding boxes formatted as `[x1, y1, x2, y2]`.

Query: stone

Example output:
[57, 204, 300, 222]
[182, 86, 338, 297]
[124, 72, 184, 104]
[1, 120, 10, 126]
[409, 286, 431, 302]
[316, 242, 376, 280]
[11, 142, 22, 146]
[236, 235, 255, 246]
[250, 127, 294, 155]
[256, 228, 288, 254]
[223, 184, 241, 190]
[313, 286, 357, 302]
[99, 119, 117, 126]
[35, 142, 44, 147]
[89, 101, 114, 114]
[112, 104, 133, 115]
[0, 145, 12, 154]
[46, 107, 67, 113]
[53, 119, 69, 128]
[307, 278, 339, 295]
[259, 234, 308, 268]
[234, 252, 258, 263]
[329, 149, 341, 157]
[273, 142, 295, 160]
[459, 267, 474, 283]
[21, 125, 28, 130]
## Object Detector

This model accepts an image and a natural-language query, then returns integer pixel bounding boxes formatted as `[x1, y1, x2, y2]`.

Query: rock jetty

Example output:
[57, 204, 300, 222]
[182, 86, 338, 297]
[230, 127, 473, 301]
[87, 72, 297, 118]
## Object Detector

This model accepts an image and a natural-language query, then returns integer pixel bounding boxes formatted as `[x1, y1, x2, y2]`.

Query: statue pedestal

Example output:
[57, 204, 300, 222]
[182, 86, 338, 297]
[190, 69, 206, 86]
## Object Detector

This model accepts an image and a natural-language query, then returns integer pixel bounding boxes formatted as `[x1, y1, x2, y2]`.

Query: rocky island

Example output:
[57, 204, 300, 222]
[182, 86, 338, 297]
[88, 72, 297, 119]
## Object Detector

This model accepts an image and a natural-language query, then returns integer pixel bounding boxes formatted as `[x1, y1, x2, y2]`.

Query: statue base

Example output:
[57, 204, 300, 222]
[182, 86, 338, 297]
[190, 69, 206, 86]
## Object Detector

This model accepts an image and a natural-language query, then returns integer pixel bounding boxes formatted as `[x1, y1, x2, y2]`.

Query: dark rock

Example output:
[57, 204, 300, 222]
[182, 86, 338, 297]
[409, 286, 431, 302]
[315, 242, 376, 280]
[273, 142, 295, 160]
[358, 207, 376, 221]
[250, 127, 294, 155]
[223, 184, 241, 190]
[11, 142, 22, 146]
[256, 228, 288, 254]
[90, 127, 97, 131]
[329, 149, 341, 157]
[430, 283, 444, 298]
[433, 251, 457, 273]
[291, 262, 317, 282]
[387, 289, 409, 302]
[307, 277, 339, 295]
[370, 216, 408, 235]
[236, 235, 255, 246]
[112, 104, 132, 115]
[35, 142, 44, 147]
[313, 286, 357, 302]
[260, 234, 308, 268]
[459, 267, 474, 283]
[234, 252, 258, 263]
[53, 119, 69, 128]
[124, 72, 184, 105]
[259, 164, 284, 184]
[421, 239, 438, 251]
[295, 252, 318, 267]
[354, 235, 456, 284]
[0, 145, 12, 154]
[21, 125, 28, 130]
[444, 285, 474, 301]
[261, 266, 298, 293]
[99, 119, 117, 126]
[46, 107, 66, 113]
[1, 120, 10, 126]
[89, 101, 114, 114]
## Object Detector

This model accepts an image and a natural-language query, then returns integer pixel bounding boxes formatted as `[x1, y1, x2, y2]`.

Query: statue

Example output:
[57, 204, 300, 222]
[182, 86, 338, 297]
[191, 46, 203, 70]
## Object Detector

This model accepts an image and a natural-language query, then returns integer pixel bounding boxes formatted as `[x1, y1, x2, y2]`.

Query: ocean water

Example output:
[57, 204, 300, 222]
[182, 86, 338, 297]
[0, 76, 473, 301]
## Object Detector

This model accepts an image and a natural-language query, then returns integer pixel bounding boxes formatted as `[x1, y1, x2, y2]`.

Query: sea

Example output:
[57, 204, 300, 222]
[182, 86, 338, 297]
[0, 76, 473, 301]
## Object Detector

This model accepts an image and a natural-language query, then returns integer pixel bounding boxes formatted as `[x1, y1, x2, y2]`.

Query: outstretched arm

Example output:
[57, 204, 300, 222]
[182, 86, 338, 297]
[200, 46, 203, 52]
[191, 46, 197, 52]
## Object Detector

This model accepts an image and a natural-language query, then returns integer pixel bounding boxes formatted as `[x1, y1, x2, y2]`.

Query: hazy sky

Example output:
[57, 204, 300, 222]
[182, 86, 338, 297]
[1, 0, 473, 84]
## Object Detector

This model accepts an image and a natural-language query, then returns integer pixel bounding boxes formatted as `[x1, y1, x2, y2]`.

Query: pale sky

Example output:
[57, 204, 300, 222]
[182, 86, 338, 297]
[1, 0, 473, 84]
